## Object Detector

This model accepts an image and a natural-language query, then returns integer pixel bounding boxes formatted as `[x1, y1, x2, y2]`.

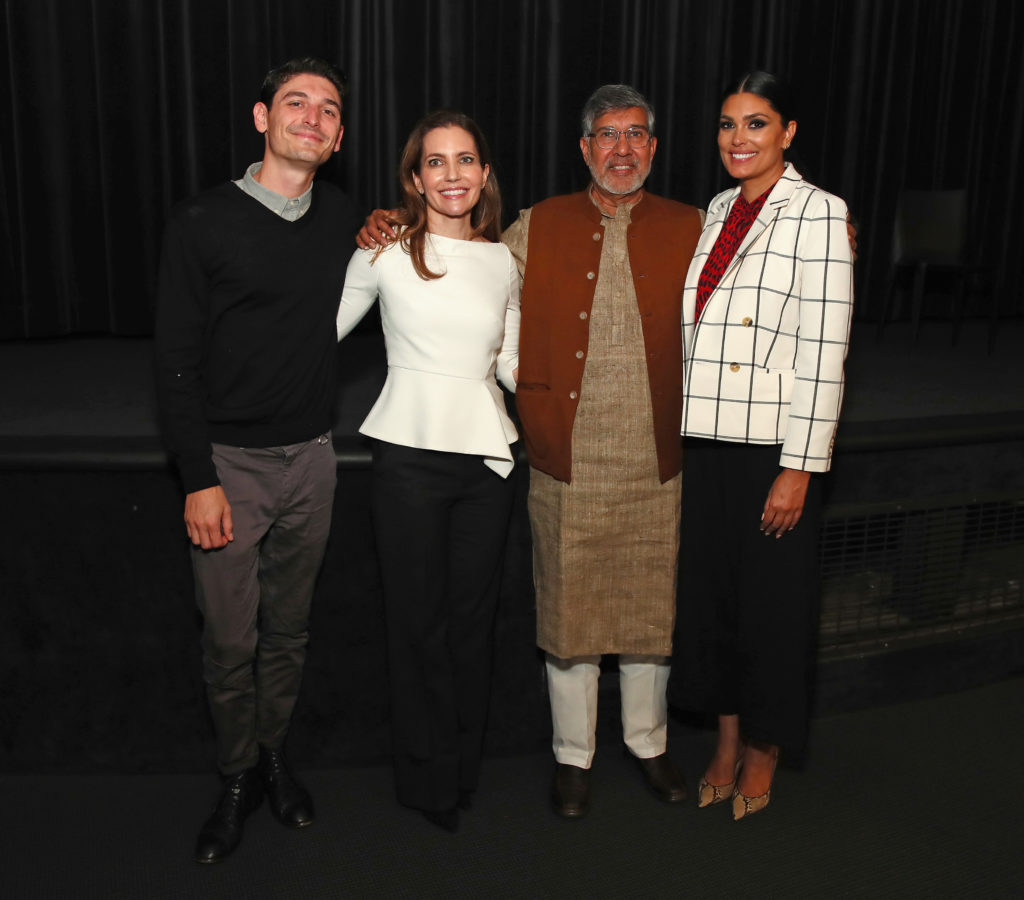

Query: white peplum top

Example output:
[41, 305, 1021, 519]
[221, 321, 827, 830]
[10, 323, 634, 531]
[337, 232, 521, 477]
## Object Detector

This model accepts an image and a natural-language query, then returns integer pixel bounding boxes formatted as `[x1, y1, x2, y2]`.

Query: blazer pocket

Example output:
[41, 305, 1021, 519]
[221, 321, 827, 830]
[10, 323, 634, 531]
[687, 361, 794, 407]
[751, 367, 795, 406]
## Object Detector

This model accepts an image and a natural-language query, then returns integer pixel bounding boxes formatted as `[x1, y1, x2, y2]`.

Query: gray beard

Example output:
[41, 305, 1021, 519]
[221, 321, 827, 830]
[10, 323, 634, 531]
[589, 163, 648, 196]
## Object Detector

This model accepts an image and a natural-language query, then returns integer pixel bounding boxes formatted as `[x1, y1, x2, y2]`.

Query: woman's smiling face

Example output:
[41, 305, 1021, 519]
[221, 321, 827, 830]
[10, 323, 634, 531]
[718, 92, 796, 200]
[412, 125, 489, 234]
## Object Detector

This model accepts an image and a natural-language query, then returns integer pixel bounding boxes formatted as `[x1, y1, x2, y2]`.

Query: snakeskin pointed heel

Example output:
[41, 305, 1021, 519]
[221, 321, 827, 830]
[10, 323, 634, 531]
[697, 749, 744, 808]
[732, 748, 778, 821]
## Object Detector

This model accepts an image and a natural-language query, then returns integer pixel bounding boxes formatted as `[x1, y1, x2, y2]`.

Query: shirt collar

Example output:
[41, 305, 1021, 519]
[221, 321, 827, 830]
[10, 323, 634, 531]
[235, 162, 313, 221]
[587, 183, 644, 219]
[733, 182, 774, 218]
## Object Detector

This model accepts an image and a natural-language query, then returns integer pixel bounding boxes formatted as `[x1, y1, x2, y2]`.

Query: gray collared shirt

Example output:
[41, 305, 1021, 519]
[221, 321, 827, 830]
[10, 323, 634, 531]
[234, 162, 312, 221]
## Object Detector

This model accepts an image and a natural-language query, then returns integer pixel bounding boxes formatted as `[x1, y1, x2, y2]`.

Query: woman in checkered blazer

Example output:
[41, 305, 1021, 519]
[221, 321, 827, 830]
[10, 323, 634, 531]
[675, 72, 854, 820]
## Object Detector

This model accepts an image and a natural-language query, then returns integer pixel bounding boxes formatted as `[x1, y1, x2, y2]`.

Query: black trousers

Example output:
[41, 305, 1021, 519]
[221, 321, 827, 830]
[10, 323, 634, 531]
[370, 440, 517, 812]
[674, 439, 822, 751]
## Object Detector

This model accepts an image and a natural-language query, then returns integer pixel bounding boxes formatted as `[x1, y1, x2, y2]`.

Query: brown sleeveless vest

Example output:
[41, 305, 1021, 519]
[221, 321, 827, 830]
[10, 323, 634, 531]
[515, 190, 702, 482]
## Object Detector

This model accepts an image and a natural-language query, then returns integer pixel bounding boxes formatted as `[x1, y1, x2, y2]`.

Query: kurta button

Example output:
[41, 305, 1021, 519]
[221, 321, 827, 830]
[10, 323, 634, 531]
[742, 317, 753, 327]
[729, 363, 741, 372]
[579, 311, 588, 320]
[575, 350, 584, 359]
[586, 271, 595, 280]
[592, 232, 601, 241]
[569, 391, 578, 400]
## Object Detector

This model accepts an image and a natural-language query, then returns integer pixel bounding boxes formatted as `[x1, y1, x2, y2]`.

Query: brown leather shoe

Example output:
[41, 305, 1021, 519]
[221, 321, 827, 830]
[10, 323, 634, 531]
[631, 752, 688, 803]
[551, 763, 590, 818]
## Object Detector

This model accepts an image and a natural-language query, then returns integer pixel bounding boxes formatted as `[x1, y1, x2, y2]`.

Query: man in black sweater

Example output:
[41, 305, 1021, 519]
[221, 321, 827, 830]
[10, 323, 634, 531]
[155, 57, 358, 864]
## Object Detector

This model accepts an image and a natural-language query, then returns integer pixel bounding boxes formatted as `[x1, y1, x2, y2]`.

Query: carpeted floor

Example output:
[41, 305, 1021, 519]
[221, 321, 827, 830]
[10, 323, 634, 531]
[4, 674, 1022, 898]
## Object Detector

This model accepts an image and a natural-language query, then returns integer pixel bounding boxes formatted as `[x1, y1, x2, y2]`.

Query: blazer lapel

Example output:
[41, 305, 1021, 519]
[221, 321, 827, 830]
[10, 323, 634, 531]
[718, 164, 802, 283]
[702, 188, 738, 248]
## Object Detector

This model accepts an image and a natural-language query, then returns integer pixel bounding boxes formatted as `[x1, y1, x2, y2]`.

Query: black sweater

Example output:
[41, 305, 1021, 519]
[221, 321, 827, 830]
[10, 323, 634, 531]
[155, 181, 358, 494]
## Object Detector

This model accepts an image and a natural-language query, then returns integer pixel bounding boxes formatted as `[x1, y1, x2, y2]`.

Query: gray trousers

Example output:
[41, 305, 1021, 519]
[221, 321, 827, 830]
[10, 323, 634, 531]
[191, 435, 336, 774]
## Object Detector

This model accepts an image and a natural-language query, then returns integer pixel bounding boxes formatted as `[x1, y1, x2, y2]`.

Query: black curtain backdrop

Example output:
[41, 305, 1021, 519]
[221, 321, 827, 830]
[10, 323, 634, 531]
[1, 0, 1021, 339]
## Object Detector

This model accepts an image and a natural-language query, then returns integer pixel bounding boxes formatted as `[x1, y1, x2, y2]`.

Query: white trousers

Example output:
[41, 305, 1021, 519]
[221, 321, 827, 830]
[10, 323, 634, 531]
[545, 653, 670, 768]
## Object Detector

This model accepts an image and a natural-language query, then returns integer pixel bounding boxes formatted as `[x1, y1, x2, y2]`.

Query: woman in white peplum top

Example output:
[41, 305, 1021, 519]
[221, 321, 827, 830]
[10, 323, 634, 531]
[336, 110, 520, 833]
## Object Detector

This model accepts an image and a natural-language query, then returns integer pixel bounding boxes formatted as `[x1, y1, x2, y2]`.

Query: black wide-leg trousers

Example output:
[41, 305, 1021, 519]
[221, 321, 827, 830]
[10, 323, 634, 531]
[675, 438, 822, 752]
[370, 440, 517, 812]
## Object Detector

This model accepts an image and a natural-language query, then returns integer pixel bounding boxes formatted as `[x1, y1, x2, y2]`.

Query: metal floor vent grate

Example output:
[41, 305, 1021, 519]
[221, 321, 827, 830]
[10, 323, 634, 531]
[818, 496, 1024, 658]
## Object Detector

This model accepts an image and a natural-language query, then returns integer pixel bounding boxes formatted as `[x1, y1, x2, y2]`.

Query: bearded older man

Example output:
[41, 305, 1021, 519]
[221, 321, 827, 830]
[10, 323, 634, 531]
[499, 84, 702, 817]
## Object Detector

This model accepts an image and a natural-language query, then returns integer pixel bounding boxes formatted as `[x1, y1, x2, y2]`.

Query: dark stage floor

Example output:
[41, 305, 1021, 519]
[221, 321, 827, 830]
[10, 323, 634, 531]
[4, 675, 1023, 898]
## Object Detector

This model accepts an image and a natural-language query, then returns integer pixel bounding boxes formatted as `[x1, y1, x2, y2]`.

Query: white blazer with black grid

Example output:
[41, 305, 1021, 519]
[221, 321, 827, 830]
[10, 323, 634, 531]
[681, 164, 854, 472]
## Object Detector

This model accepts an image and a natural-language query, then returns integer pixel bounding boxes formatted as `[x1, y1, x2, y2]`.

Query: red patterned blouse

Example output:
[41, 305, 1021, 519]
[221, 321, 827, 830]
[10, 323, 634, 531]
[695, 185, 773, 320]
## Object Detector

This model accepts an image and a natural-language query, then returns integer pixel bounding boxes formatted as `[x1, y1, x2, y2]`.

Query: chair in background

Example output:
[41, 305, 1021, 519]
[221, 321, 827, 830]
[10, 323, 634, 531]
[876, 189, 989, 347]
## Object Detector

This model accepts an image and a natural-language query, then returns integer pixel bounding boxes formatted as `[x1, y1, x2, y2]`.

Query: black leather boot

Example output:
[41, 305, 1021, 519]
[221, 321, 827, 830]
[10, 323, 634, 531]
[194, 769, 263, 864]
[259, 747, 315, 828]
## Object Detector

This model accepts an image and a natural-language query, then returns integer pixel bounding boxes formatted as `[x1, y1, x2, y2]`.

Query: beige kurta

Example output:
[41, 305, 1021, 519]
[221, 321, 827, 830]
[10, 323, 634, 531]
[504, 201, 681, 658]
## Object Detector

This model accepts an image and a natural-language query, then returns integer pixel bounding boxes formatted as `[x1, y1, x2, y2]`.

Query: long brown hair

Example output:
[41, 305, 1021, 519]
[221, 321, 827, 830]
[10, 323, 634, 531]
[387, 110, 502, 280]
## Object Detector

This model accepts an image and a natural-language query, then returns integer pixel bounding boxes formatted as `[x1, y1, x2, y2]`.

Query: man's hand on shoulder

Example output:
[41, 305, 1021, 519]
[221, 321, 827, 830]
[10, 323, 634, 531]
[356, 209, 400, 250]
[184, 485, 234, 549]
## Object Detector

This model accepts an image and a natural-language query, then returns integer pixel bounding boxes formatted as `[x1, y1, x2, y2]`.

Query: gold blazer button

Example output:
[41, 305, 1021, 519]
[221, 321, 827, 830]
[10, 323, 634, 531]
[729, 363, 741, 372]
[742, 317, 753, 327]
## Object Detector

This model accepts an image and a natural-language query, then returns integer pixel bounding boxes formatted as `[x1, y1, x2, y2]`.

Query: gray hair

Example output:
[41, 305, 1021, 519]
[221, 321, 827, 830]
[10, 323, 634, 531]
[580, 84, 655, 137]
